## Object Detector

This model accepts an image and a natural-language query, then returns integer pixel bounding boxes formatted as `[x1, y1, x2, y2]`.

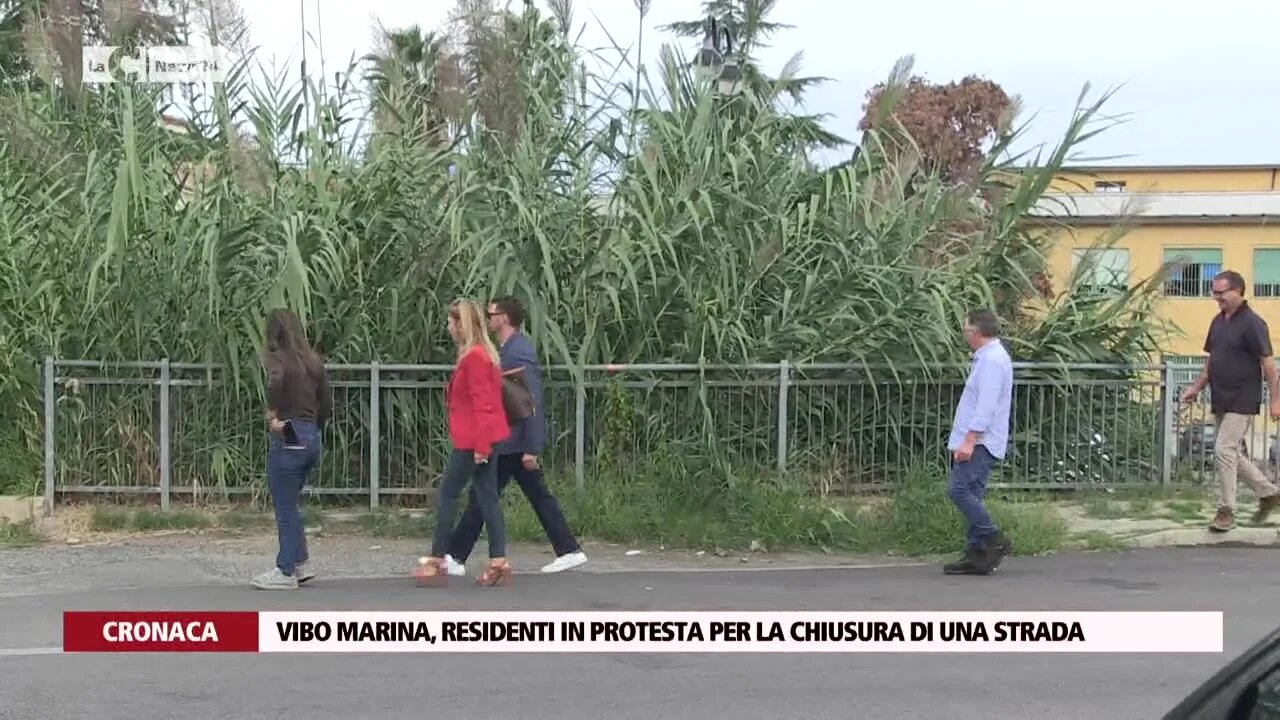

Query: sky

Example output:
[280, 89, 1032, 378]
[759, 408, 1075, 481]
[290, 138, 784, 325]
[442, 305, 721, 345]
[233, 0, 1280, 168]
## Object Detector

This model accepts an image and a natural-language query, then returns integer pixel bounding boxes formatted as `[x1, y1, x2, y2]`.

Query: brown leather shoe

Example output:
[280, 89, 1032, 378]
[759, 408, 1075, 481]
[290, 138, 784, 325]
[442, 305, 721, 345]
[413, 557, 448, 587]
[1209, 507, 1235, 533]
[1253, 495, 1280, 524]
[476, 558, 512, 587]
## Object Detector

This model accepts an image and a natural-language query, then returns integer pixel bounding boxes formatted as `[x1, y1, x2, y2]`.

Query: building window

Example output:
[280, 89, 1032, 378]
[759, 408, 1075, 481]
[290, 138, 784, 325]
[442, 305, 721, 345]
[1255, 249, 1280, 298]
[1094, 180, 1126, 192]
[1073, 248, 1130, 291]
[1163, 248, 1222, 297]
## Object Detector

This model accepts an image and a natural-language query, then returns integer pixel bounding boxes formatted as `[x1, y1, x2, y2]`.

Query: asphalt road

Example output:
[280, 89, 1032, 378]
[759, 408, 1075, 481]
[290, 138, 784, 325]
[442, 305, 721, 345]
[0, 547, 1275, 720]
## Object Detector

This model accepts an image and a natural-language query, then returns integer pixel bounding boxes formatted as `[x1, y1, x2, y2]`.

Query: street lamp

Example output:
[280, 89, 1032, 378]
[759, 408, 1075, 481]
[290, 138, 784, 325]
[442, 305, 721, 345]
[695, 17, 742, 97]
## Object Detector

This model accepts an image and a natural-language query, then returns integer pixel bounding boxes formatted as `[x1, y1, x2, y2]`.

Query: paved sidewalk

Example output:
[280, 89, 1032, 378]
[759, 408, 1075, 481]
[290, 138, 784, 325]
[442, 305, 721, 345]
[0, 533, 923, 598]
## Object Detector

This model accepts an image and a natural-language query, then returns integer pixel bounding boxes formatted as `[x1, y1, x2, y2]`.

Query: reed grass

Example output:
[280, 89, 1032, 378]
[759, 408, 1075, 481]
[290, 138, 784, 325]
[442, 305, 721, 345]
[0, 1, 1170, 547]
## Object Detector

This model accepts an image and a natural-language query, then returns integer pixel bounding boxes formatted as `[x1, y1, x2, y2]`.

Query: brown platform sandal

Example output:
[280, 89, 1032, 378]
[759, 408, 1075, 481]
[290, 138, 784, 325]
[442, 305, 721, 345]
[476, 558, 512, 587]
[413, 556, 448, 587]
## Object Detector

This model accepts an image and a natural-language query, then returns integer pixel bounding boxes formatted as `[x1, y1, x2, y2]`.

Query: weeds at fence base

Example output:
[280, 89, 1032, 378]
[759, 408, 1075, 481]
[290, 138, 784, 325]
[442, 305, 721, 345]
[856, 464, 1068, 557]
[89, 506, 217, 532]
[62, 460, 1070, 559]
[0, 518, 43, 548]
[86, 505, 309, 534]
[512, 461, 1070, 558]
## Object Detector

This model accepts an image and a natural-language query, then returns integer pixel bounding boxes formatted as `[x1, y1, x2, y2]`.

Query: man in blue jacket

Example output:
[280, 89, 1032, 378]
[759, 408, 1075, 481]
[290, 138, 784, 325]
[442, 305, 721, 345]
[444, 296, 588, 575]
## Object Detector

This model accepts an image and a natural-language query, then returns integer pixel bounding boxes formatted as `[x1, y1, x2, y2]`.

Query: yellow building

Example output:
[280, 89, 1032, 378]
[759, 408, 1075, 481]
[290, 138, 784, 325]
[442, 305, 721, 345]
[1036, 164, 1280, 358]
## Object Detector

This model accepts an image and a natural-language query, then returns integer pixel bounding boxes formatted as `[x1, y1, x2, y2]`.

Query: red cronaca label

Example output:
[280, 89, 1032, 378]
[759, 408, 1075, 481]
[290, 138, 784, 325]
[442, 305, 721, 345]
[63, 611, 259, 652]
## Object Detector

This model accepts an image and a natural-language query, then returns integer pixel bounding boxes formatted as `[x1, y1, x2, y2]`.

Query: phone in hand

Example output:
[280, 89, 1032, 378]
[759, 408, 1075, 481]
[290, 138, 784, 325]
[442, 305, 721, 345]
[281, 419, 302, 447]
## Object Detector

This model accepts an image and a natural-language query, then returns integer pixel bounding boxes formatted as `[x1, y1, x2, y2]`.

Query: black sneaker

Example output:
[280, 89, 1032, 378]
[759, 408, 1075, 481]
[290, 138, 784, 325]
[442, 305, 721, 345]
[943, 549, 990, 575]
[983, 532, 1012, 572]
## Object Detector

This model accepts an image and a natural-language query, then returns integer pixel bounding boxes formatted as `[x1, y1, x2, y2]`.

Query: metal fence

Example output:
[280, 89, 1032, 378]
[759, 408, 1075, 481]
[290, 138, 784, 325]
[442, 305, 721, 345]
[38, 358, 1280, 511]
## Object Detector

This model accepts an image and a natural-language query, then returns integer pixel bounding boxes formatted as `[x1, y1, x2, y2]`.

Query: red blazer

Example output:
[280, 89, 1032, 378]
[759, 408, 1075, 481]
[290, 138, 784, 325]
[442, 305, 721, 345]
[446, 345, 511, 456]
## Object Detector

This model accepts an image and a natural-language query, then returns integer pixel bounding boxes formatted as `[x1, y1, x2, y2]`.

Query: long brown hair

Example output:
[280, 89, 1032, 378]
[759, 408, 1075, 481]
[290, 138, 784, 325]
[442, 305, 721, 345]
[263, 308, 324, 379]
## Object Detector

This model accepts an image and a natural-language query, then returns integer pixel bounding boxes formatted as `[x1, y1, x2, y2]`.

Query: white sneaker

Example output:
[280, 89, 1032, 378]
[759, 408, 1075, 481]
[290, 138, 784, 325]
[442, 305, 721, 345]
[444, 555, 467, 576]
[541, 551, 588, 573]
[251, 567, 298, 590]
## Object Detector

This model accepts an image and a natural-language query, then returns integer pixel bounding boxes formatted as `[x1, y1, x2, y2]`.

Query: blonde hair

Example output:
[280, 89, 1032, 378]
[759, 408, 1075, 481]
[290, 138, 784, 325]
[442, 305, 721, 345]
[448, 299, 500, 365]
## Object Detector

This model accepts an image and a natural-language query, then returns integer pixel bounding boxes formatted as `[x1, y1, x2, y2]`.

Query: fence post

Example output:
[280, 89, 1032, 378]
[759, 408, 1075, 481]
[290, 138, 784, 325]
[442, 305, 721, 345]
[776, 361, 790, 471]
[574, 368, 586, 490]
[159, 358, 171, 511]
[1160, 362, 1176, 486]
[42, 356, 55, 516]
[369, 361, 380, 510]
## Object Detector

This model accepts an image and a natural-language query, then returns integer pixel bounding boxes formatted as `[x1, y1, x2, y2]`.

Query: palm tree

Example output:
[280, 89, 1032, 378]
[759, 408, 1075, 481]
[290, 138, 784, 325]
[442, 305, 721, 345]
[661, 0, 845, 153]
[363, 24, 466, 153]
[366, 2, 577, 160]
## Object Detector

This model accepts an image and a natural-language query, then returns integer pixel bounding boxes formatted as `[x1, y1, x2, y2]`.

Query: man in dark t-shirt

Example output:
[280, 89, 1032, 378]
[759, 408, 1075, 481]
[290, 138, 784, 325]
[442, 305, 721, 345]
[1180, 270, 1280, 532]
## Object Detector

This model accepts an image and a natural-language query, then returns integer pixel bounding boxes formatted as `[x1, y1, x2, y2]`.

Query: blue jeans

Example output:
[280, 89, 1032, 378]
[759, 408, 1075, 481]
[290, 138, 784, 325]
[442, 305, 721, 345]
[448, 453, 579, 563]
[267, 419, 321, 575]
[947, 445, 999, 551]
[431, 449, 505, 559]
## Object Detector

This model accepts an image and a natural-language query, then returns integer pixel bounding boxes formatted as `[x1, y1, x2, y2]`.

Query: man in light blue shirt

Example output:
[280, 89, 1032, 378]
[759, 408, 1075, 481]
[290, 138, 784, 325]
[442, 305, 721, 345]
[944, 308, 1014, 575]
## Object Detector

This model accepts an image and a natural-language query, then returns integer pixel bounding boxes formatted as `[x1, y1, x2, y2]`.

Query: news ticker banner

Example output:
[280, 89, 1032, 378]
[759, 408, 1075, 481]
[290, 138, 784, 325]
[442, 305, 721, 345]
[62, 611, 1223, 653]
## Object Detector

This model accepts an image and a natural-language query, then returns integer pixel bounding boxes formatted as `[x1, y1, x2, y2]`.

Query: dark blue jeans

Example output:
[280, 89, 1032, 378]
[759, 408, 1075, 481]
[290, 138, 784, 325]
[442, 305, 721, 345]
[267, 419, 321, 575]
[448, 453, 580, 563]
[431, 449, 506, 559]
[947, 445, 999, 551]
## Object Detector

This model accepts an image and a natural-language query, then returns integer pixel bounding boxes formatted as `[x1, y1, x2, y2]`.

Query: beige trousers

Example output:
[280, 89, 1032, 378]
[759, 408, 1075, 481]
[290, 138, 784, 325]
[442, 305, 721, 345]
[1214, 412, 1279, 510]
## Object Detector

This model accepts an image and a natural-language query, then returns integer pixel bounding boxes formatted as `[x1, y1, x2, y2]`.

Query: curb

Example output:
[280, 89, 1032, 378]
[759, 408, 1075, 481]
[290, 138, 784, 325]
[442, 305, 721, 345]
[1120, 526, 1280, 549]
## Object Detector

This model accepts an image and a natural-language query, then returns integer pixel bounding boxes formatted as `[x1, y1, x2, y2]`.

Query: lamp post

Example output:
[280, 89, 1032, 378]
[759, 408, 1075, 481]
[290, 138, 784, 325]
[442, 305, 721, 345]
[695, 17, 742, 97]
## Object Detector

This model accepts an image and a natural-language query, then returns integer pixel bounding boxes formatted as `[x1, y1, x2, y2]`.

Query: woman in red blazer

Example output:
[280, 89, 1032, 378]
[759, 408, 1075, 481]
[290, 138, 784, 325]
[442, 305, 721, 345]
[415, 299, 513, 587]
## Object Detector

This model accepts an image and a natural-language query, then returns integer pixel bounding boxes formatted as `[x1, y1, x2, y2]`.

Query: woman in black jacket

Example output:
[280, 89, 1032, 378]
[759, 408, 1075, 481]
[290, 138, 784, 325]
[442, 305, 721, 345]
[252, 308, 332, 590]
